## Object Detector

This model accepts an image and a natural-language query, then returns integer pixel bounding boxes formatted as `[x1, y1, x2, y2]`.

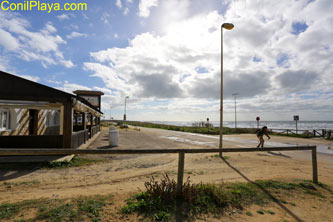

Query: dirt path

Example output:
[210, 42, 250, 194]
[1, 127, 332, 221]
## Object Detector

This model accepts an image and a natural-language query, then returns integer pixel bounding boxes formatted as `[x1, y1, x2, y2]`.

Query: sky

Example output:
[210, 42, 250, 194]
[0, 0, 332, 122]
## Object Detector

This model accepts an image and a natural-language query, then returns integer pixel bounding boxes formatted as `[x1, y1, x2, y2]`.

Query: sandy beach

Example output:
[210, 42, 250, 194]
[1, 127, 332, 221]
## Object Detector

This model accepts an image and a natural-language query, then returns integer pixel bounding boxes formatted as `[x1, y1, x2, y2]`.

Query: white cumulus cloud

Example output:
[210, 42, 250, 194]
[86, 0, 333, 120]
[0, 12, 73, 68]
[116, 0, 122, 9]
[66, 31, 88, 39]
[138, 0, 158, 18]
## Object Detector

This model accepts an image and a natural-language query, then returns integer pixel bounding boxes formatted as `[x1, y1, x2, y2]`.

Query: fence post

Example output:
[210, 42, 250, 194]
[177, 152, 185, 195]
[312, 147, 318, 184]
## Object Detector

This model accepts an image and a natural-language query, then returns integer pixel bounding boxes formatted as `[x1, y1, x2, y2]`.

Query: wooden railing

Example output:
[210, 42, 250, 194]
[0, 146, 318, 193]
[71, 129, 89, 148]
[270, 128, 332, 138]
[90, 125, 99, 138]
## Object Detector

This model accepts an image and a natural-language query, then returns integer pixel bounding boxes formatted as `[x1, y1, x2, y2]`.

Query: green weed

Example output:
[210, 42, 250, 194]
[120, 177, 332, 221]
[0, 156, 106, 171]
[2, 180, 40, 188]
[245, 211, 253, 216]
[266, 209, 275, 214]
[37, 203, 77, 222]
[0, 195, 113, 222]
[111, 120, 257, 135]
[0, 203, 20, 220]
[256, 209, 264, 215]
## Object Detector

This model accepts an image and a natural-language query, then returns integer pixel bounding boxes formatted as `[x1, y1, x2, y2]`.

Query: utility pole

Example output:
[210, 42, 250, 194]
[124, 96, 129, 121]
[109, 103, 112, 120]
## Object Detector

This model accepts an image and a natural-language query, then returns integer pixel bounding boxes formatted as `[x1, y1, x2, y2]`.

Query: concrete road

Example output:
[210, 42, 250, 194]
[90, 126, 332, 164]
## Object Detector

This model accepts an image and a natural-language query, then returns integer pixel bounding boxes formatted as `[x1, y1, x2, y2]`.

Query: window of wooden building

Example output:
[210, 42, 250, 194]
[0, 109, 10, 131]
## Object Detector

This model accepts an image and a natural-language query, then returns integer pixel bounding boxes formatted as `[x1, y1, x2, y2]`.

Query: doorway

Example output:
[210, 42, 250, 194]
[29, 109, 39, 135]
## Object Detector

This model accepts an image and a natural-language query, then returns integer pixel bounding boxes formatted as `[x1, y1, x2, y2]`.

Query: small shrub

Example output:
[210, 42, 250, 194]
[256, 209, 264, 215]
[153, 211, 172, 221]
[120, 178, 330, 221]
[267, 209, 275, 214]
[120, 124, 129, 129]
[245, 211, 253, 216]
[121, 174, 273, 221]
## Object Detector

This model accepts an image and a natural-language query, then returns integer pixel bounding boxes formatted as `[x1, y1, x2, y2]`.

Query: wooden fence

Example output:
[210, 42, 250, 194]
[0, 146, 317, 194]
[71, 129, 89, 148]
[90, 125, 99, 138]
[270, 128, 332, 138]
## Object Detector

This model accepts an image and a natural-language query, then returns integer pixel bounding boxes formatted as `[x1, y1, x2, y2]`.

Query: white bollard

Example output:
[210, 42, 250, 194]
[108, 126, 119, 147]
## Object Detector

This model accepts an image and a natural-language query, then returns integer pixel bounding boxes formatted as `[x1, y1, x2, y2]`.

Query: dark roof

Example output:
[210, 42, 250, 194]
[0, 70, 102, 114]
[73, 90, 104, 96]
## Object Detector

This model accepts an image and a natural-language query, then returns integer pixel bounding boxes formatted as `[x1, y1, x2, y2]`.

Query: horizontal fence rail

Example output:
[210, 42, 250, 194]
[0, 146, 316, 155]
[0, 146, 318, 193]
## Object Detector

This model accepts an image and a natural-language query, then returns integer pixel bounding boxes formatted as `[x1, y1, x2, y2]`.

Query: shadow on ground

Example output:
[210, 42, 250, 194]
[220, 156, 303, 222]
[0, 163, 40, 182]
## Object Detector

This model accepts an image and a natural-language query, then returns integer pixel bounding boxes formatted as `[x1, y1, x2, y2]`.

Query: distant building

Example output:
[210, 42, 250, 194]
[0, 70, 103, 149]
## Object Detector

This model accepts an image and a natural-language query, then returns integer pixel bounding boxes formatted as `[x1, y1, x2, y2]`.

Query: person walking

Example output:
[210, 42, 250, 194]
[257, 126, 270, 148]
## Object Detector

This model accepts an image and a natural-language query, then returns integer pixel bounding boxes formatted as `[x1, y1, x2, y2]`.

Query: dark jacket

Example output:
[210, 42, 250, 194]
[257, 129, 269, 137]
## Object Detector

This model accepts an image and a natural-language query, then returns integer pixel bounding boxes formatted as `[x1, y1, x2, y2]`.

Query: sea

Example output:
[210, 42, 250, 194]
[151, 121, 333, 131]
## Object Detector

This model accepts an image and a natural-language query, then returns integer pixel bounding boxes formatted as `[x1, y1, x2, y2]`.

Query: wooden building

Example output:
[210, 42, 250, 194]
[0, 71, 103, 149]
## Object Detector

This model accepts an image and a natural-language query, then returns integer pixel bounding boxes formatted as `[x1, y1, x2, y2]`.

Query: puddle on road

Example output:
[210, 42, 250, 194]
[160, 136, 216, 147]
[163, 133, 333, 155]
[224, 137, 333, 155]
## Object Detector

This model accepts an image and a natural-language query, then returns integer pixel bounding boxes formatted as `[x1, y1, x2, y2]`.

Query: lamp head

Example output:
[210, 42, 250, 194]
[222, 23, 234, 30]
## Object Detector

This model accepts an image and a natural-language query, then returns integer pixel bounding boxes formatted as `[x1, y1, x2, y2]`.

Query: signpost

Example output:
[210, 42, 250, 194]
[256, 116, 260, 128]
[123, 96, 129, 121]
[294, 115, 299, 134]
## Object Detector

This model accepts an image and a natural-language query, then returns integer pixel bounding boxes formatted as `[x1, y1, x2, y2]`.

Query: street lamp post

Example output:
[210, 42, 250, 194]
[123, 96, 129, 121]
[219, 23, 234, 156]
[232, 93, 239, 129]
[110, 102, 112, 120]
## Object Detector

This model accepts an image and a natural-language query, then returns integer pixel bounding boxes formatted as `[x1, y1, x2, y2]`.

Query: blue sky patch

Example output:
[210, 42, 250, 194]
[179, 74, 191, 83]
[195, 66, 209, 74]
[276, 53, 290, 68]
[291, 22, 308, 35]
[252, 56, 261, 62]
